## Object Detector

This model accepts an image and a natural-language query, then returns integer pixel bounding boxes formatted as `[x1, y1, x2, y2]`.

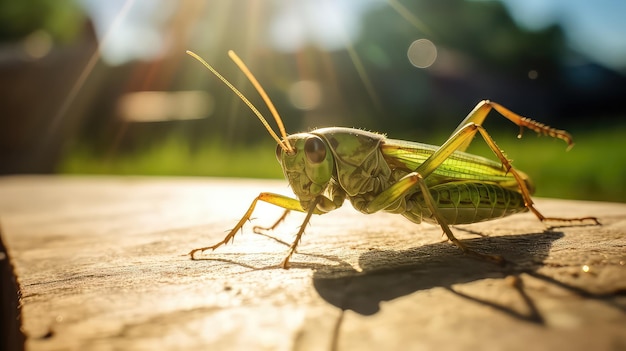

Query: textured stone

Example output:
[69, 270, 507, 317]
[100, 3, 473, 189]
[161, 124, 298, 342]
[0, 176, 624, 350]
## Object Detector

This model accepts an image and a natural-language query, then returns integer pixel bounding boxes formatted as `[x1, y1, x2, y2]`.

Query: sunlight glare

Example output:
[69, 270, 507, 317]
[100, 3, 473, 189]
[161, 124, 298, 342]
[288, 80, 322, 111]
[268, 0, 375, 52]
[407, 39, 437, 69]
[118, 91, 213, 122]
[23, 30, 53, 59]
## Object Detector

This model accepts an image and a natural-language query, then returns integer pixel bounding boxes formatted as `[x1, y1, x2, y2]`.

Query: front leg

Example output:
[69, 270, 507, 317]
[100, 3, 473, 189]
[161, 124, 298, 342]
[189, 192, 336, 269]
[189, 192, 307, 259]
[253, 209, 291, 234]
[253, 185, 347, 234]
[280, 196, 321, 268]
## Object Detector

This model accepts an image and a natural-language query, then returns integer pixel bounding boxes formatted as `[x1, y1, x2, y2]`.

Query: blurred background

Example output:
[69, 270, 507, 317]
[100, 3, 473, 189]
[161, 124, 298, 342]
[0, 0, 624, 201]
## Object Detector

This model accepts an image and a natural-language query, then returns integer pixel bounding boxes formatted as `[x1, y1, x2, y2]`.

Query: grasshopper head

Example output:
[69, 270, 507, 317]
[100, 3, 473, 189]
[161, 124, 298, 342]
[276, 133, 335, 210]
[186, 50, 332, 210]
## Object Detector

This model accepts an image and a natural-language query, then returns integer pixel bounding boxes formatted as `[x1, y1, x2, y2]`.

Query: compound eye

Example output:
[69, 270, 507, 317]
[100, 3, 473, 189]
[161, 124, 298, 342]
[304, 136, 326, 164]
[275, 143, 283, 162]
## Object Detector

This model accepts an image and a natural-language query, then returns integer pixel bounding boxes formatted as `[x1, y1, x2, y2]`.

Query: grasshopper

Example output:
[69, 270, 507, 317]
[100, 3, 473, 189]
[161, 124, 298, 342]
[187, 50, 598, 268]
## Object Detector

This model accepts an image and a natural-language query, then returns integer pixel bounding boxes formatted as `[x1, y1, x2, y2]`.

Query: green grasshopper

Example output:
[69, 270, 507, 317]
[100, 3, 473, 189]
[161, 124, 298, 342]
[187, 50, 598, 268]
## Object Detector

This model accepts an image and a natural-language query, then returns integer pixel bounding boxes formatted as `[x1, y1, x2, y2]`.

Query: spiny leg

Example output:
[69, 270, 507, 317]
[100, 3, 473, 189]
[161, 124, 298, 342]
[365, 172, 504, 264]
[189, 192, 307, 260]
[280, 197, 320, 269]
[473, 125, 599, 225]
[252, 209, 292, 248]
[368, 108, 599, 261]
[188, 195, 261, 259]
[421, 102, 599, 225]
[450, 100, 573, 153]
[253, 209, 291, 233]
[414, 174, 505, 264]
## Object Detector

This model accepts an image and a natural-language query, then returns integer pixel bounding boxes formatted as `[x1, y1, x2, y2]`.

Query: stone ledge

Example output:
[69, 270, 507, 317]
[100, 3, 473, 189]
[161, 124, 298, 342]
[0, 176, 624, 350]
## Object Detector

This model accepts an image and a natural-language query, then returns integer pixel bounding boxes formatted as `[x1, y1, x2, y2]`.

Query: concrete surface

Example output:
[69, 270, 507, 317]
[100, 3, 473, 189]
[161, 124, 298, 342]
[0, 176, 624, 350]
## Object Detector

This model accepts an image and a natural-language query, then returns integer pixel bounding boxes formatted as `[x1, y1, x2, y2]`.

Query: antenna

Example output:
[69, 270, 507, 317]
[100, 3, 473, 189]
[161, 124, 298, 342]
[227, 50, 293, 153]
[186, 50, 292, 153]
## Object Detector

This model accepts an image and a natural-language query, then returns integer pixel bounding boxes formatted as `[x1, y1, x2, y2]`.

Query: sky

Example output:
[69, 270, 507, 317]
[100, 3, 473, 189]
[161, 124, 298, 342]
[79, 0, 626, 72]
[497, 0, 626, 71]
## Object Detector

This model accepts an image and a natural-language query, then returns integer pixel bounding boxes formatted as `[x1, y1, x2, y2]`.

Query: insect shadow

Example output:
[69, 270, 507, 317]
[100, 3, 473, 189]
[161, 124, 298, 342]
[312, 231, 563, 318]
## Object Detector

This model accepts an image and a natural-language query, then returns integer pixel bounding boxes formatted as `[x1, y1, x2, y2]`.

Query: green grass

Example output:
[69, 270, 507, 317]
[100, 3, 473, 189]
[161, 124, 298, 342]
[59, 136, 283, 179]
[59, 126, 626, 202]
